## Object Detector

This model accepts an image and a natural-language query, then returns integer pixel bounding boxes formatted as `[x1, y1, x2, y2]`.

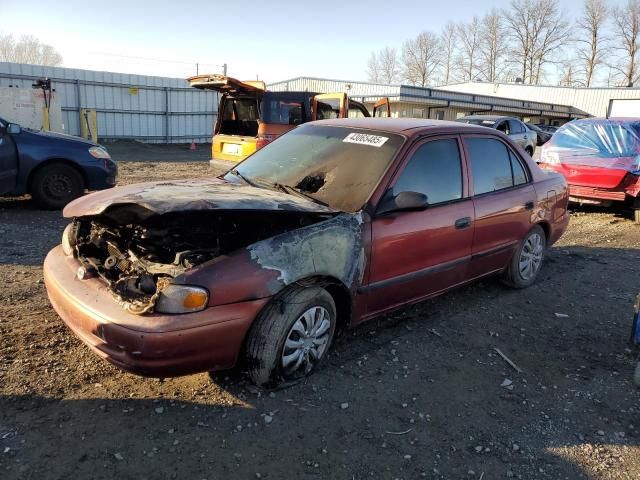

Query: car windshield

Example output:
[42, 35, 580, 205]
[226, 125, 405, 212]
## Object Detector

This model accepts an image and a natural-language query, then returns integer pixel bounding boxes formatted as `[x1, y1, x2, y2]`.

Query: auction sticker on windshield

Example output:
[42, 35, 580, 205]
[343, 132, 389, 147]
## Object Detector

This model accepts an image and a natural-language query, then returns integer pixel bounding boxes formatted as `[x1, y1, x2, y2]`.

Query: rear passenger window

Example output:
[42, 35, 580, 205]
[509, 151, 528, 185]
[466, 137, 528, 194]
[393, 139, 462, 205]
[509, 120, 524, 134]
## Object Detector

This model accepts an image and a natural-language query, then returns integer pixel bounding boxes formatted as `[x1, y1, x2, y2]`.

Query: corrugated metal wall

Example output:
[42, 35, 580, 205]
[437, 82, 640, 117]
[0, 62, 218, 143]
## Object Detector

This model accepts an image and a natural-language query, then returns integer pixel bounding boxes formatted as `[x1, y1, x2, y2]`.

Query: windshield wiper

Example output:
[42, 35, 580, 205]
[272, 182, 329, 207]
[229, 169, 259, 187]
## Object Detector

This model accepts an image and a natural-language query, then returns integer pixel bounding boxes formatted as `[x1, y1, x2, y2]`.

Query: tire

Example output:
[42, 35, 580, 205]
[503, 225, 546, 289]
[246, 285, 337, 387]
[30, 163, 84, 210]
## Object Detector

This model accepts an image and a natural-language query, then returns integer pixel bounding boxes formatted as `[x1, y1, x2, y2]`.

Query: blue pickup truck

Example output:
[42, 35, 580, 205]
[0, 117, 117, 209]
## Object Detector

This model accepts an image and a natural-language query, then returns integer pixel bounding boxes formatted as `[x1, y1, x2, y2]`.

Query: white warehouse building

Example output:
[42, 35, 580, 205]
[269, 77, 640, 126]
[438, 82, 640, 119]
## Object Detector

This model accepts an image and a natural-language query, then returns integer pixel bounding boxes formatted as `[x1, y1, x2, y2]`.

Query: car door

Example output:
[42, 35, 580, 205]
[0, 121, 18, 194]
[363, 136, 475, 316]
[312, 93, 347, 120]
[508, 119, 527, 147]
[461, 134, 537, 278]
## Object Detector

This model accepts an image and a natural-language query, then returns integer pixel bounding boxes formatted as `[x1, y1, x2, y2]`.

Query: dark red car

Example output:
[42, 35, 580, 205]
[539, 118, 640, 223]
[44, 118, 569, 386]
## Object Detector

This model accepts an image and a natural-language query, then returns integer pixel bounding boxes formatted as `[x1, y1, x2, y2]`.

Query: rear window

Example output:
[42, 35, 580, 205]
[260, 93, 308, 125]
[221, 97, 258, 121]
[458, 118, 496, 127]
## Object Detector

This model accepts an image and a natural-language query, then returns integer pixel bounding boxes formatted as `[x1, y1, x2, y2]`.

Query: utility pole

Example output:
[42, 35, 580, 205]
[223, 63, 227, 76]
[196, 63, 199, 75]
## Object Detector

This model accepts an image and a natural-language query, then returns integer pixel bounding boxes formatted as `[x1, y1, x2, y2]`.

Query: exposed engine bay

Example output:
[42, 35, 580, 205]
[70, 209, 333, 314]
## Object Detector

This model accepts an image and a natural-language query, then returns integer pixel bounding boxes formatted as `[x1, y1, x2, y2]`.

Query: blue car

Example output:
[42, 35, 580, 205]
[0, 117, 117, 209]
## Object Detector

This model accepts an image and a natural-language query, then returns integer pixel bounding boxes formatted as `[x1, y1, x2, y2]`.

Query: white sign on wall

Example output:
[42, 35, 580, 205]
[608, 99, 640, 118]
[0, 87, 64, 132]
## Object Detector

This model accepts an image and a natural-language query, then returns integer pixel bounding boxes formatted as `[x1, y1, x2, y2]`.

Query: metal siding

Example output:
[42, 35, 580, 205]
[0, 61, 218, 143]
[438, 82, 640, 117]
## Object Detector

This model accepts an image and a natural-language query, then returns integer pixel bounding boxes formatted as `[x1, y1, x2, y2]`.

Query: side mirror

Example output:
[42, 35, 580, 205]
[7, 123, 21, 134]
[376, 190, 429, 215]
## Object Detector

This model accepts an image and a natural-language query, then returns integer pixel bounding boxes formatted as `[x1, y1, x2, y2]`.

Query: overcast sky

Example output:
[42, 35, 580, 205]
[2, 0, 589, 83]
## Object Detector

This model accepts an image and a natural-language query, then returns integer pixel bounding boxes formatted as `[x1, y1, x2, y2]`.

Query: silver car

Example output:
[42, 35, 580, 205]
[456, 115, 537, 156]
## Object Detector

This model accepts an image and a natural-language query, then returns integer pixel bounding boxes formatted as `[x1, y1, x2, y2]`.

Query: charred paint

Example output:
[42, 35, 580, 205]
[247, 212, 365, 292]
[63, 178, 335, 219]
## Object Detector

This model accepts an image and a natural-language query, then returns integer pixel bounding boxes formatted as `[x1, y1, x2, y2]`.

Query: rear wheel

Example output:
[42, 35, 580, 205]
[246, 286, 336, 387]
[30, 163, 84, 209]
[504, 225, 546, 288]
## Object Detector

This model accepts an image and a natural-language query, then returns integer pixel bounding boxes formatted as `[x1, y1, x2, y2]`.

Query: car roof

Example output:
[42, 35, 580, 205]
[309, 117, 497, 136]
[459, 114, 514, 121]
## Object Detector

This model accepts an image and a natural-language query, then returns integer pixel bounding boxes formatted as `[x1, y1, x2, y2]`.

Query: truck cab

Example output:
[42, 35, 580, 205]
[188, 74, 390, 164]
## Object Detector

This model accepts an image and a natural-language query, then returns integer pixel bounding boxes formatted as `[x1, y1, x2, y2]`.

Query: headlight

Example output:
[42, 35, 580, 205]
[61, 223, 77, 256]
[155, 284, 209, 314]
[89, 146, 111, 159]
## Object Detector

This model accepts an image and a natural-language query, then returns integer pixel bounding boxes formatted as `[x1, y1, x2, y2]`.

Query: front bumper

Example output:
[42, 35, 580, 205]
[84, 160, 118, 190]
[44, 246, 269, 377]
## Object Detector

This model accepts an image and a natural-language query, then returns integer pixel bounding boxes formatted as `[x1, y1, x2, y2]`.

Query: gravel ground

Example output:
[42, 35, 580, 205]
[1, 153, 639, 480]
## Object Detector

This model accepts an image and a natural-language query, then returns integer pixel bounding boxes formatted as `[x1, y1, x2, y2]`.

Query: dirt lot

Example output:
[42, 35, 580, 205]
[1, 147, 639, 479]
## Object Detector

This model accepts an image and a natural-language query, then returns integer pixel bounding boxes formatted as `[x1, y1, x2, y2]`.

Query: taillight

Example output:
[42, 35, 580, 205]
[256, 134, 275, 150]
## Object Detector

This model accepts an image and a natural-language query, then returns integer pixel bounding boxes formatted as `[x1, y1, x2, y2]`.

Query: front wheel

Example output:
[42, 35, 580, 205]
[30, 163, 84, 209]
[503, 225, 546, 289]
[245, 286, 337, 387]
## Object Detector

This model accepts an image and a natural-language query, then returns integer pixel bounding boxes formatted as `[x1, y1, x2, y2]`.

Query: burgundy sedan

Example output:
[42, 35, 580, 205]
[44, 118, 569, 386]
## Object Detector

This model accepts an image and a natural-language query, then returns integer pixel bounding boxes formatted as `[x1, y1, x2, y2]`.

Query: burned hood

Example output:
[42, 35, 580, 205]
[63, 178, 336, 219]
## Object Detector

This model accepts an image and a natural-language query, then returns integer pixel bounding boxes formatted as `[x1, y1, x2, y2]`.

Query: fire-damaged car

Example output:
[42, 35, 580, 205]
[44, 118, 569, 386]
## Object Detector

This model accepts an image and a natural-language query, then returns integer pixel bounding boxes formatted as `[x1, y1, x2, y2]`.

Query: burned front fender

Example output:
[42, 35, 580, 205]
[179, 213, 365, 306]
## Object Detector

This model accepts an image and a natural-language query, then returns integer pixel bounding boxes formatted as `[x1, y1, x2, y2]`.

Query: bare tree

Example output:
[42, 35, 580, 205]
[504, 0, 571, 84]
[366, 51, 380, 83]
[457, 17, 482, 81]
[575, 0, 609, 86]
[378, 47, 400, 84]
[479, 10, 506, 82]
[440, 22, 458, 85]
[531, 1, 572, 84]
[0, 33, 62, 66]
[401, 31, 441, 87]
[611, 0, 640, 86]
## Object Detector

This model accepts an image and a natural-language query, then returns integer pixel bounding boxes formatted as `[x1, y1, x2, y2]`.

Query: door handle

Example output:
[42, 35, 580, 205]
[455, 217, 472, 229]
[524, 201, 534, 210]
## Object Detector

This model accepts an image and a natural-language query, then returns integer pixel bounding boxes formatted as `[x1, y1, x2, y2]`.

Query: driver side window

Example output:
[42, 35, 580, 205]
[393, 138, 463, 205]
